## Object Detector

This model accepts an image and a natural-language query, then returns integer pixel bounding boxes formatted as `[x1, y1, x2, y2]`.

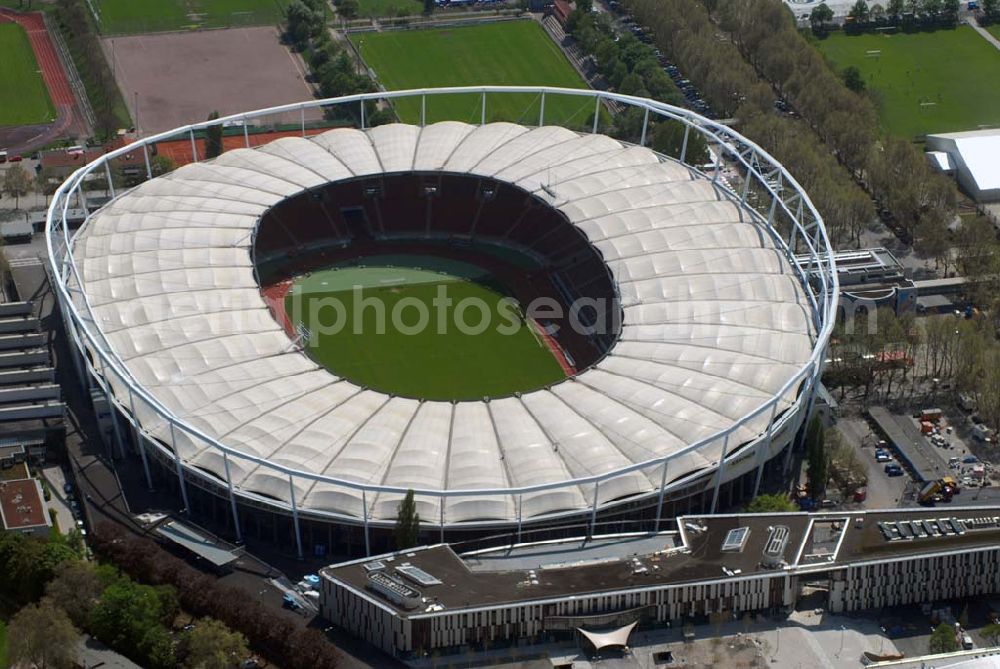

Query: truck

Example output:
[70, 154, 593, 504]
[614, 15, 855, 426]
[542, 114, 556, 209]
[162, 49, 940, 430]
[919, 481, 942, 504]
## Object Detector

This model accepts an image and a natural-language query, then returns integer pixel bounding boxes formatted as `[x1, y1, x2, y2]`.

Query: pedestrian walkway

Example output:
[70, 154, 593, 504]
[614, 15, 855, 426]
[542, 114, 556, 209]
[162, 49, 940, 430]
[965, 16, 1000, 53]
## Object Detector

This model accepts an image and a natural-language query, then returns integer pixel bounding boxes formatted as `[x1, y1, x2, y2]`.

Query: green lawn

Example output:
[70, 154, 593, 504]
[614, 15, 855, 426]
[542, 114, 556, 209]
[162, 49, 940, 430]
[287, 264, 566, 400]
[988, 24, 1000, 41]
[0, 23, 55, 127]
[0, 620, 7, 669]
[815, 27, 1000, 138]
[95, 0, 286, 34]
[352, 21, 597, 126]
[356, 0, 421, 17]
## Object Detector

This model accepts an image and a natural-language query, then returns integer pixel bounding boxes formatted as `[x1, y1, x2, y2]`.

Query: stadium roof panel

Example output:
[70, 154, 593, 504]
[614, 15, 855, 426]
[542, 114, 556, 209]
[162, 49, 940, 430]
[71, 122, 816, 524]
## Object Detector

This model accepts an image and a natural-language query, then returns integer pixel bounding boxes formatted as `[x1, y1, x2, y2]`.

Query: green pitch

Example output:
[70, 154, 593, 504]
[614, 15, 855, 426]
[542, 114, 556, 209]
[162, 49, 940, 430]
[351, 21, 598, 126]
[815, 27, 1000, 138]
[286, 264, 566, 400]
[0, 24, 55, 127]
[95, 0, 286, 34]
[356, 0, 421, 16]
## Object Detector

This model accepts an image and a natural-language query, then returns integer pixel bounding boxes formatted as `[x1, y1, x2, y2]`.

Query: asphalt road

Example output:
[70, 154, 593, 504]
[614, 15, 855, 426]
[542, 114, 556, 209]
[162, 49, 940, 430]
[836, 416, 911, 509]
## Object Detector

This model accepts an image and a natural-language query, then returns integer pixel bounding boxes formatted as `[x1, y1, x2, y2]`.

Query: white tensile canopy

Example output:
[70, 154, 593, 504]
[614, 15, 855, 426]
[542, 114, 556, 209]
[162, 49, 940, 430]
[577, 621, 638, 653]
[70, 122, 816, 524]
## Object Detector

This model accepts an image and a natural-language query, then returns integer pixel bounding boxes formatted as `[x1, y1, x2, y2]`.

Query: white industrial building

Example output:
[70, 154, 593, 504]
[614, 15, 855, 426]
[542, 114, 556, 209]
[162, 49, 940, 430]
[927, 129, 1000, 203]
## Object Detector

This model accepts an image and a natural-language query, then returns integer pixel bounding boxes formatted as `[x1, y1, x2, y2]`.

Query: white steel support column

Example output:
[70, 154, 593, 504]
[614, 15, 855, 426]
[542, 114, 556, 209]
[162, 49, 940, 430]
[741, 158, 753, 203]
[59, 300, 86, 390]
[421, 94, 426, 127]
[654, 459, 670, 532]
[680, 125, 691, 164]
[516, 493, 523, 543]
[128, 389, 154, 491]
[480, 91, 486, 125]
[96, 355, 125, 459]
[639, 107, 650, 147]
[592, 96, 601, 133]
[104, 161, 115, 199]
[169, 423, 190, 513]
[300, 108, 306, 137]
[360, 100, 366, 129]
[142, 143, 152, 180]
[710, 434, 731, 514]
[538, 91, 546, 127]
[243, 120, 250, 148]
[754, 402, 780, 498]
[189, 129, 198, 162]
[222, 452, 242, 543]
[439, 499, 445, 544]
[104, 381, 126, 459]
[289, 475, 303, 559]
[362, 490, 371, 557]
[589, 481, 600, 538]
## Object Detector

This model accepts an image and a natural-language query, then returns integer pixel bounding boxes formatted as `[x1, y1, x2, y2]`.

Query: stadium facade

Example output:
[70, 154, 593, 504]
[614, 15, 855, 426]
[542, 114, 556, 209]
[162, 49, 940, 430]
[47, 88, 838, 557]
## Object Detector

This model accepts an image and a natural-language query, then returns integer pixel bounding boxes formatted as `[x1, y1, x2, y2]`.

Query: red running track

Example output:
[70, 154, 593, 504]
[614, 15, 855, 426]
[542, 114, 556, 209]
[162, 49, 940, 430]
[0, 8, 75, 109]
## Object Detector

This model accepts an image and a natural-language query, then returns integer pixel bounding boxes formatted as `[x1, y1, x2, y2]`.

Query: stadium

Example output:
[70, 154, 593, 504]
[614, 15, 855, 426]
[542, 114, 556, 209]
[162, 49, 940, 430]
[47, 88, 837, 558]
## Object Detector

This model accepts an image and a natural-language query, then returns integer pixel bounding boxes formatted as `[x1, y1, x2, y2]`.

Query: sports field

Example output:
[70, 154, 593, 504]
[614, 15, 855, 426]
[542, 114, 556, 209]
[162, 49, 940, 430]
[0, 23, 55, 127]
[356, 0, 421, 16]
[816, 27, 1000, 138]
[351, 21, 597, 126]
[94, 0, 286, 34]
[286, 264, 567, 400]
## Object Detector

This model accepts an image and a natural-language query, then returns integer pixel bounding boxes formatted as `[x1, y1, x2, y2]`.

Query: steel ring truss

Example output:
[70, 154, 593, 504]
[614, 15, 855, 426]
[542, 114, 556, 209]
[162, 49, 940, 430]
[47, 87, 838, 557]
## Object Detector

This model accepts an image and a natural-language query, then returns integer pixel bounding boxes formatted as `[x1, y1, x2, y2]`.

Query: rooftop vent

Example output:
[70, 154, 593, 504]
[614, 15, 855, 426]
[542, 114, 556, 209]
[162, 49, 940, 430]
[722, 526, 750, 552]
[363, 560, 386, 572]
[367, 571, 421, 610]
[397, 564, 442, 586]
[762, 525, 790, 569]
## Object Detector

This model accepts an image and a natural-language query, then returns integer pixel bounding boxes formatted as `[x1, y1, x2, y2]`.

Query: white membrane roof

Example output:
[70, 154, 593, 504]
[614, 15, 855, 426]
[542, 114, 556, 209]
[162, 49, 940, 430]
[71, 122, 815, 525]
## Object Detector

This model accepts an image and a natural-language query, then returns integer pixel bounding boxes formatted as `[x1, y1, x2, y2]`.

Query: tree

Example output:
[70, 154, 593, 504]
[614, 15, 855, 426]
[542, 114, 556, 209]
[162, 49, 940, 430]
[805, 414, 827, 499]
[746, 493, 796, 513]
[45, 560, 105, 628]
[982, 622, 1000, 646]
[848, 0, 870, 22]
[180, 618, 250, 669]
[423, 0, 434, 15]
[339, 0, 359, 17]
[810, 2, 834, 29]
[205, 111, 223, 160]
[842, 65, 865, 93]
[929, 622, 959, 654]
[651, 120, 710, 164]
[8, 601, 80, 669]
[394, 489, 420, 550]
[3, 163, 32, 209]
[887, 0, 905, 18]
[983, 0, 999, 22]
[35, 167, 60, 206]
[90, 579, 168, 656]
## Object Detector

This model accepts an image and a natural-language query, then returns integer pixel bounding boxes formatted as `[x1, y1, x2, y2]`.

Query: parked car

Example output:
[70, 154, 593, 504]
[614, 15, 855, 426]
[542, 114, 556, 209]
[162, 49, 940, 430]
[875, 449, 892, 462]
[885, 463, 904, 476]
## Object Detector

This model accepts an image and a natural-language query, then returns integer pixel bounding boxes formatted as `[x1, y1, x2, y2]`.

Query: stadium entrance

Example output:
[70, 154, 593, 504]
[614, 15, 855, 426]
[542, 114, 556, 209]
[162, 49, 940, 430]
[252, 172, 622, 401]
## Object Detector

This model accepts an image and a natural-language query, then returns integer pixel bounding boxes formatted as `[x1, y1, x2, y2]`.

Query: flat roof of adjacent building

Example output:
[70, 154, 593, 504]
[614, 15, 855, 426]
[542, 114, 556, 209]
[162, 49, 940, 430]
[0, 478, 50, 531]
[322, 507, 1000, 617]
[153, 519, 243, 567]
[928, 129, 1000, 194]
